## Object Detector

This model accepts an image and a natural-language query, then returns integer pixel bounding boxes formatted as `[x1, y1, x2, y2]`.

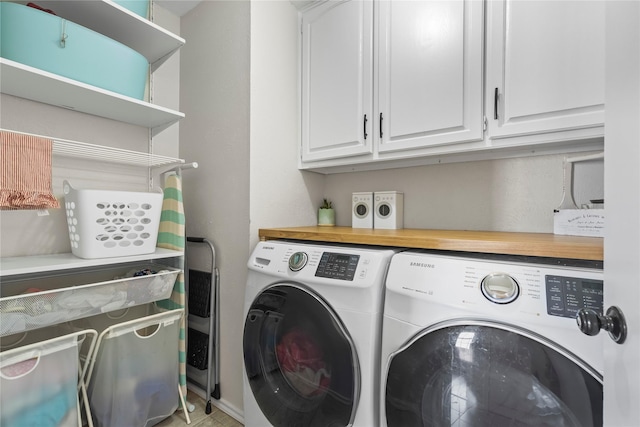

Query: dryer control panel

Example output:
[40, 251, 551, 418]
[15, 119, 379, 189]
[545, 275, 604, 319]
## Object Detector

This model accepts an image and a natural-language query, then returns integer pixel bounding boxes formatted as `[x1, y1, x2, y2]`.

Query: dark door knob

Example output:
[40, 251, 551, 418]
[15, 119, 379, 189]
[576, 306, 627, 344]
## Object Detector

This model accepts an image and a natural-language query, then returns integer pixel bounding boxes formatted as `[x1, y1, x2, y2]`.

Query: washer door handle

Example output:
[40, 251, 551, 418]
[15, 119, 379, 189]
[576, 306, 627, 344]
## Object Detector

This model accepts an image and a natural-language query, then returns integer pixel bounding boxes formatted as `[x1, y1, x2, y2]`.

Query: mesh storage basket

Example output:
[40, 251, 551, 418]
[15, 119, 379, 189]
[0, 331, 89, 427]
[0, 263, 180, 337]
[63, 180, 163, 259]
[87, 310, 183, 427]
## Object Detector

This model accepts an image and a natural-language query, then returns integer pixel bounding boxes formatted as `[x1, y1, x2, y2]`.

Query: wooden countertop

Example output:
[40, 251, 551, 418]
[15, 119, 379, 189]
[259, 227, 603, 261]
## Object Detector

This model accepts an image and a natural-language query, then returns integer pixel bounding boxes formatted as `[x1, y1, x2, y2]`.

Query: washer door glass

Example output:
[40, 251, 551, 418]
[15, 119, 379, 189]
[243, 284, 358, 426]
[385, 324, 602, 427]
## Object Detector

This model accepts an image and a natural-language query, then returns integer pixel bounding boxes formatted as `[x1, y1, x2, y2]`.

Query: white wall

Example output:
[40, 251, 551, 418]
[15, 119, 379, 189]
[150, 3, 182, 159]
[178, 0, 323, 417]
[324, 153, 603, 232]
[249, 1, 324, 247]
[179, 0, 251, 419]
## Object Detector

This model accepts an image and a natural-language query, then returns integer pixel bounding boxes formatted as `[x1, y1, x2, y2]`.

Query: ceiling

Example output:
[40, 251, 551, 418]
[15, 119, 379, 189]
[156, 0, 318, 16]
[154, 0, 201, 17]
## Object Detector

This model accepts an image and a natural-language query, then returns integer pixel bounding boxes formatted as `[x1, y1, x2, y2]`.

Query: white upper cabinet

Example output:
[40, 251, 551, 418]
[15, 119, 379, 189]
[301, 0, 373, 162]
[485, 0, 605, 142]
[300, 0, 484, 171]
[377, 0, 484, 154]
[299, 0, 605, 173]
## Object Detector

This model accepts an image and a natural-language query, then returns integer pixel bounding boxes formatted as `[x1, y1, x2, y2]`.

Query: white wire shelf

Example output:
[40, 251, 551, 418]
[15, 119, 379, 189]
[2, 129, 184, 168]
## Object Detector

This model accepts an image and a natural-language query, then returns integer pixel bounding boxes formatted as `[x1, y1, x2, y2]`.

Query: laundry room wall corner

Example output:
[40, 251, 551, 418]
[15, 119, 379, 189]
[180, 0, 250, 418]
[249, 0, 324, 250]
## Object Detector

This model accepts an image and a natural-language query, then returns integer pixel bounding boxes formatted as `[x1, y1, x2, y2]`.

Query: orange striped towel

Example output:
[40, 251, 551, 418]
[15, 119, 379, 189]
[1, 130, 60, 210]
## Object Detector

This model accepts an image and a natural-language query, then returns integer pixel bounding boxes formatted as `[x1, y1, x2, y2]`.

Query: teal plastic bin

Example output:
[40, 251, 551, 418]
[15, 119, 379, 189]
[114, 0, 149, 19]
[0, 2, 148, 100]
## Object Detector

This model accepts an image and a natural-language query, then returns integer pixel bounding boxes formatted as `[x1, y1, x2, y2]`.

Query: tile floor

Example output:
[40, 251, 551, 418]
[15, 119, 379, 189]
[156, 391, 243, 427]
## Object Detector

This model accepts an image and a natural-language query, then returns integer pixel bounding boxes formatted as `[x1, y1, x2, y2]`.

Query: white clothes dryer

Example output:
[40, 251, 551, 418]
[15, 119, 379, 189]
[381, 250, 604, 427]
[243, 240, 396, 427]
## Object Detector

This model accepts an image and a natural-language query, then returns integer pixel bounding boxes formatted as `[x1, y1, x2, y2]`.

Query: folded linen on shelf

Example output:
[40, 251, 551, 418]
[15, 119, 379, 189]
[0, 130, 60, 210]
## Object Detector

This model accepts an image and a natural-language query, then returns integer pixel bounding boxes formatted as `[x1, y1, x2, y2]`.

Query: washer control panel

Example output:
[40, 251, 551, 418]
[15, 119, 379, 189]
[546, 275, 604, 319]
[315, 252, 360, 281]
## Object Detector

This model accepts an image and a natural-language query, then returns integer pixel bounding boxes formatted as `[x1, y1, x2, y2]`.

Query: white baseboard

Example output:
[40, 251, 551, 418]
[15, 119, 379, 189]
[186, 383, 245, 424]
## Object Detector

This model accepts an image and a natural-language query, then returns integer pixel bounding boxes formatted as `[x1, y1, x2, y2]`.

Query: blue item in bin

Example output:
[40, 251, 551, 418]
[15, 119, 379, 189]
[114, 0, 149, 18]
[0, 2, 149, 100]
[1, 384, 76, 426]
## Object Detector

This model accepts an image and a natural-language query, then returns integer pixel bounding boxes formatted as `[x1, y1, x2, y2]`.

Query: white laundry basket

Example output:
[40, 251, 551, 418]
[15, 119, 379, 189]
[63, 180, 164, 259]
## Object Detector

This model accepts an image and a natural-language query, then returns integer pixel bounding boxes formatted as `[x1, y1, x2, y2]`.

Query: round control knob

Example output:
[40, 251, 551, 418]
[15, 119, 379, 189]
[288, 252, 308, 272]
[481, 273, 519, 304]
[576, 306, 627, 344]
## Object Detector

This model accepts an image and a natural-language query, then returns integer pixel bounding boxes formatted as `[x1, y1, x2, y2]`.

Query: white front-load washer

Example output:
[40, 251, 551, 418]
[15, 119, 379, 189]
[381, 250, 605, 427]
[243, 240, 396, 426]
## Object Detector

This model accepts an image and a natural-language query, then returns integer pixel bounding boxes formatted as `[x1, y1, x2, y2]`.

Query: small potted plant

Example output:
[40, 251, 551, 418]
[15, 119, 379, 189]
[318, 198, 335, 226]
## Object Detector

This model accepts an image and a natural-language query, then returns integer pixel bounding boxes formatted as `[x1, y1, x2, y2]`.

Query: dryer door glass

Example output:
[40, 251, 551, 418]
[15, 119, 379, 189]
[385, 324, 602, 427]
[243, 284, 358, 426]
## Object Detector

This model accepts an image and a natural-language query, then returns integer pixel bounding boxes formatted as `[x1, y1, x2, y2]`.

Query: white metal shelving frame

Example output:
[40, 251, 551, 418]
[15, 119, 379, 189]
[0, 3, 190, 418]
[0, 0, 186, 135]
[0, 127, 186, 276]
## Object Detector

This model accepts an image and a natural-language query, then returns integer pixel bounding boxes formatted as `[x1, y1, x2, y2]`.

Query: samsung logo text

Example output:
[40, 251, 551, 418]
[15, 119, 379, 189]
[410, 262, 435, 268]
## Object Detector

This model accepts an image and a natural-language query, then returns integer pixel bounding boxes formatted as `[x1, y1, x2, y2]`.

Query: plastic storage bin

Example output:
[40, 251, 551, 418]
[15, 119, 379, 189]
[0, 2, 149, 100]
[63, 180, 164, 259]
[187, 327, 209, 370]
[86, 309, 184, 427]
[114, 0, 150, 18]
[187, 269, 212, 318]
[0, 263, 180, 336]
[0, 330, 97, 427]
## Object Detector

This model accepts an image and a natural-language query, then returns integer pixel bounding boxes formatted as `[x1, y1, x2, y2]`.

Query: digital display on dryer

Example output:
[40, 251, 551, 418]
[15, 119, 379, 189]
[315, 252, 360, 281]
[546, 275, 604, 318]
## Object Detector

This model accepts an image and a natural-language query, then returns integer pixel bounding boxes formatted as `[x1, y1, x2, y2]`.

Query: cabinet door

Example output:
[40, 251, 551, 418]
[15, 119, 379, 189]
[486, 0, 605, 140]
[301, 0, 373, 162]
[377, 0, 484, 154]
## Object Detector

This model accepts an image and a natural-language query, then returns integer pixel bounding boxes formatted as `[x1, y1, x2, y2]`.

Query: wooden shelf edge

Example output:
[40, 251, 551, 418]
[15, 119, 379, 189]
[258, 226, 603, 261]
